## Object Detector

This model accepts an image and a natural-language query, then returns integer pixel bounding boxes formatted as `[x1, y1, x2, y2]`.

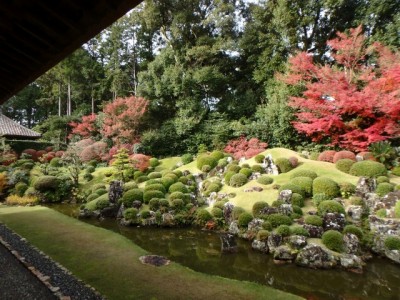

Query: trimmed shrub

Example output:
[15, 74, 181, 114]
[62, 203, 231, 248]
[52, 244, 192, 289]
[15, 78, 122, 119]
[50, 157, 62, 167]
[33, 176, 59, 191]
[92, 184, 106, 192]
[123, 208, 139, 221]
[292, 205, 303, 216]
[178, 176, 189, 184]
[384, 236, 400, 250]
[95, 188, 107, 196]
[291, 193, 304, 207]
[304, 215, 323, 227]
[275, 157, 293, 173]
[310, 152, 319, 160]
[134, 171, 144, 180]
[322, 230, 344, 252]
[143, 190, 165, 204]
[252, 201, 269, 217]
[195, 208, 213, 226]
[96, 198, 110, 210]
[181, 153, 193, 165]
[290, 177, 313, 196]
[392, 166, 400, 176]
[256, 230, 270, 241]
[376, 183, 394, 196]
[171, 199, 185, 209]
[211, 207, 223, 218]
[173, 170, 183, 178]
[343, 225, 363, 239]
[197, 155, 217, 171]
[204, 183, 221, 196]
[255, 154, 265, 163]
[169, 191, 185, 201]
[238, 212, 253, 228]
[271, 200, 284, 208]
[86, 166, 96, 174]
[163, 172, 178, 181]
[318, 200, 345, 215]
[124, 181, 138, 191]
[159, 199, 170, 208]
[290, 169, 318, 180]
[349, 161, 387, 177]
[312, 177, 339, 198]
[313, 193, 330, 206]
[121, 189, 143, 206]
[333, 151, 356, 163]
[148, 172, 162, 179]
[336, 159, 355, 174]
[83, 173, 94, 181]
[288, 156, 299, 168]
[201, 165, 211, 172]
[210, 150, 225, 161]
[265, 213, 292, 227]
[169, 182, 189, 193]
[144, 183, 166, 194]
[339, 182, 356, 198]
[86, 193, 99, 202]
[257, 176, 273, 185]
[239, 167, 253, 178]
[227, 164, 241, 173]
[318, 150, 337, 163]
[218, 158, 229, 167]
[377, 176, 390, 184]
[350, 196, 363, 206]
[15, 182, 28, 197]
[149, 157, 159, 168]
[376, 208, 387, 218]
[149, 198, 160, 211]
[278, 183, 305, 198]
[213, 201, 226, 210]
[141, 210, 151, 219]
[136, 175, 149, 183]
[224, 171, 236, 184]
[229, 173, 248, 187]
[262, 221, 273, 231]
[251, 164, 264, 173]
[290, 225, 309, 237]
[275, 224, 290, 236]
[232, 207, 245, 220]
[160, 177, 175, 190]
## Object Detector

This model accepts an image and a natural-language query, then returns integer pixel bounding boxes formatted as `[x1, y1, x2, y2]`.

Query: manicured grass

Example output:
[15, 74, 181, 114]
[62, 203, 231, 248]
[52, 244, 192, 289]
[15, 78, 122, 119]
[156, 157, 181, 171]
[0, 205, 302, 300]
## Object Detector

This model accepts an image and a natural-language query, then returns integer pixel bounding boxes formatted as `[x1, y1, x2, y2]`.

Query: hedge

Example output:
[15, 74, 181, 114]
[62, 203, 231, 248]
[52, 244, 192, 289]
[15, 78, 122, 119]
[318, 200, 345, 215]
[335, 159, 355, 174]
[312, 177, 339, 198]
[322, 230, 344, 252]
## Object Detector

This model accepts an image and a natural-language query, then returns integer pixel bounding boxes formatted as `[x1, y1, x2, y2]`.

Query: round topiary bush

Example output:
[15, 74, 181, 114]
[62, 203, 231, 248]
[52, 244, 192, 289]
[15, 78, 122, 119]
[278, 183, 305, 198]
[159, 199, 170, 208]
[255, 154, 265, 163]
[218, 158, 229, 167]
[161, 177, 175, 190]
[197, 155, 217, 171]
[232, 207, 245, 220]
[229, 173, 248, 187]
[376, 182, 394, 196]
[333, 151, 356, 163]
[121, 188, 143, 207]
[256, 229, 270, 241]
[318, 200, 345, 216]
[164, 172, 178, 181]
[349, 160, 387, 177]
[290, 225, 309, 237]
[210, 150, 225, 161]
[169, 182, 189, 193]
[95, 188, 107, 196]
[304, 215, 323, 227]
[136, 175, 149, 183]
[291, 193, 304, 207]
[171, 199, 185, 209]
[86, 165, 96, 174]
[377, 176, 390, 184]
[148, 172, 162, 179]
[143, 190, 165, 204]
[265, 213, 292, 228]
[290, 169, 318, 180]
[96, 198, 110, 210]
[15, 182, 28, 196]
[239, 168, 253, 178]
[141, 210, 151, 219]
[34, 176, 59, 191]
[343, 225, 363, 239]
[227, 164, 241, 173]
[204, 183, 221, 196]
[275, 224, 290, 236]
[86, 193, 99, 202]
[149, 198, 160, 211]
[211, 207, 223, 218]
[392, 166, 400, 176]
[339, 182, 356, 198]
[384, 236, 400, 250]
[252, 201, 269, 217]
[290, 176, 313, 196]
[310, 152, 319, 160]
[275, 157, 293, 173]
[123, 208, 139, 221]
[251, 164, 264, 173]
[322, 230, 344, 252]
[335, 159, 355, 174]
[288, 156, 299, 168]
[257, 176, 273, 185]
[238, 212, 253, 228]
[313, 193, 330, 207]
[92, 184, 106, 192]
[134, 171, 144, 180]
[124, 181, 138, 191]
[169, 191, 185, 201]
[224, 171, 236, 184]
[181, 153, 193, 165]
[149, 157, 159, 168]
[144, 183, 166, 194]
[195, 208, 213, 226]
[178, 176, 189, 184]
[50, 157, 62, 167]
[318, 150, 337, 163]
[312, 177, 340, 198]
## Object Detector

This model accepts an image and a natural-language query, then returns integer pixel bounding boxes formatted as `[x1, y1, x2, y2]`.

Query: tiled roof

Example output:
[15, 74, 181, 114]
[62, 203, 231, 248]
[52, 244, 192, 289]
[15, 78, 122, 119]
[0, 114, 41, 138]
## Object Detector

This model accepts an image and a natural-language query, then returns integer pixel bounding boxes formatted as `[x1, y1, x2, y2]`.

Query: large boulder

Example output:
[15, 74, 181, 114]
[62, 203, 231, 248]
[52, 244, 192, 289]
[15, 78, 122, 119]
[289, 235, 307, 249]
[295, 244, 337, 269]
[229, 221, 240, 235]
[278, 204, 293, 216]
[273, 245, 297, 262]
[381, 191, 400, 209]
[108, 180, 124, 204]
[220, 233, 238, 253]
[346, 205, 363, 222]
[323, 213, 346, 231]
[278, 190, 292, 204]
[251, 240, 269, 253]
[355, 177, 377, 196]
[385, 249, 400, 264]
[343, 233, 360, 254]
[267, 233, 283, 253]
[223, 202, 235, 225]
[303, 224, 324, 238]
[339, 254, 364, 272]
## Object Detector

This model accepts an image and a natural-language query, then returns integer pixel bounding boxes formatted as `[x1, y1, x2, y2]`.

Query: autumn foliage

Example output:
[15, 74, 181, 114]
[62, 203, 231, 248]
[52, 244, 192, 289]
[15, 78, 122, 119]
[284, 26, 400, 151]
[224, 137, 268, 160]
[129, 153, 150, 172]
[69, 114, 99, 140]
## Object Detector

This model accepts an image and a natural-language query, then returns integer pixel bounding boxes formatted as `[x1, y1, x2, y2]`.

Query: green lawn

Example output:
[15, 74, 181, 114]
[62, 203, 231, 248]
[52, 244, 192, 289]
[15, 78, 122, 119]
[0, 205, 302, 300]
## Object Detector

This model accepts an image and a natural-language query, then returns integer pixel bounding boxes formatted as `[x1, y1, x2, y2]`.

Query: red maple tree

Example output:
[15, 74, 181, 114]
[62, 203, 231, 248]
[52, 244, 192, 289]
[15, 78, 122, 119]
[224, 136, 268, 160]
[283, 26, 400, 151]
[69, 114, 99, 140]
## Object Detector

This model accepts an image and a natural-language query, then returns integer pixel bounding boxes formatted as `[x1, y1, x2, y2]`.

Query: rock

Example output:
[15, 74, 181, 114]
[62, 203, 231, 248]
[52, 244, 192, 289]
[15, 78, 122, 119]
[295, 244, 337, 269]
[323, 213, 346, 231]
[247, 218, 264, 232]
[229, 221, 240, 235]
[251, 240, 269, 253]
[289, 235, 307, 249]
[355, 177, 377, 196]
[343, 233, 360, 254]
[260, 207, 279, 215]
[347, 205, 363, 222]
[381, 191, 400, 209]
[369, 215, 400, 236]
[117, 203, 125, 219]
[267, 233, 283, 253]
[161, 213, 174, 227]
[108, 180, 124, 204]
[119, 218, 132, 226]
[273, 245, 297, 261]
[303, 224, 324, 238]
[132, 200, 142, 209]
[100, 205, 119, 218]
[223, 202, 235, 225]
[278, 190, 293, 204]
[385, 249, 400, 264]
[339, 254, 364, 272]
[279, 204, 293, 216]
[220, 233, 238, 253]
[142, 217, 157, 226]
[364, 193, 381, 211]
[252, 186, 263, 192]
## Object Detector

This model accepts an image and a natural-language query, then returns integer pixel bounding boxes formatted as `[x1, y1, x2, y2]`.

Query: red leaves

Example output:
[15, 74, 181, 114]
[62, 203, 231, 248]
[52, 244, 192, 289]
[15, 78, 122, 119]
[224, 136, 267, 160]
[129, 153, 150, 172]
[69, 114, 98, 140]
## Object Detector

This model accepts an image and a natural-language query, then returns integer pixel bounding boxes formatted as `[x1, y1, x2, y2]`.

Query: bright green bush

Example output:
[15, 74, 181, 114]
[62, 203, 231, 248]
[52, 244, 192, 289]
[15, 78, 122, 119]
[121, 188, 143, 207]
[87, 193, 99, 202]
[141, 210, 151, 219]
[195, 208, 213, 226]
[171, 199, 185, 209]
[377, 176, 390, 184]
[256, 230, 270, 240]
[304, 215, 323, 227]
[211, 207, 223, 218]
[265, 213, 292, 228]
[204, 182, 221, 196]
[232, 207, 245, 220]
[251, 164, 264, 173]
[384, 236, 400, 250]
[96, 198, 110, 210]
[181, 153, 193, 165]
[161, 176, 175, 190]
[238, 212, 253, 228]
[239, 168, 253, 178]
[169, 182, 189, 193]
[95, 188, 107, 196]
[92, 184, 106, 192]
[349, 160, 387, 177]
[149, 157, 159, 167]
[312, 177, 340, 198]
[169, 191, 185, 201]
[290, 169, 318, 180]
[134, 171, 144, 180]
[34, 176, 59, 191]
[197, 155, 217, 171]
[310, 152, 319, 160]
[178, 176, 189, 184]
[376, 182, 394, 196]
[278, 183, 305, 198]
[229, 173, 248, 187]
[255, 154, 265, 163]
[339, 182, 356, 198]
[224, 171, 236, 184]
[218, 158, 229, 167]
[210, 150, 225, 161]
[322, 230, 344, 252]
[123, 208, 139, 221]
[173, 170, 183, 178]
[291, 193, 304, 207]
[213, 201, 226, 210]
[376, 208, 387, 218]
[275, 224, 290, 236]
[145, 179, 160, 186]
[252, 201, 269, 217]
[227, 164, 241, 173]
[335, 159, 355, 174]
[15, 182, 28, 197]
[290, 225, 309, 237]
[343, 225, 363, 239]
[313, 193, 330, 207]
[136, 175, 149, 183]
[148, 172, 162, 179]
[144, 183, 166, 194]
[318, 200, 345, 216]
[143, 190, 165, 204]
[290, 177, 313, 196]
[123, 181, 138, 191]
[257, 176, 273, 185]
[392, 166, 400, 176]
[275, 157, 293, 173]
[149, 198, 160, 211]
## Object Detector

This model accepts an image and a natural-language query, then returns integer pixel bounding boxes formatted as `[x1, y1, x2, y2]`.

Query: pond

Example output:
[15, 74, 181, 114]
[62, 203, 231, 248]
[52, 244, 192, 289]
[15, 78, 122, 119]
[51, 204, 400, 300]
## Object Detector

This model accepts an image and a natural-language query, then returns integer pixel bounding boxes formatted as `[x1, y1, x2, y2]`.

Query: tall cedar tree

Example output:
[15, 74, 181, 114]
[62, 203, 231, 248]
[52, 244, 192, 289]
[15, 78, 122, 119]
[284, 26, 400, 151]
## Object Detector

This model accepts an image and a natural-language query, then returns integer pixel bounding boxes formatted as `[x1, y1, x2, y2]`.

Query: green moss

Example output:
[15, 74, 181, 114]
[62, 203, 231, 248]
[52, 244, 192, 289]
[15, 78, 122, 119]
[312, 177, 339, 198]
[376, 182, 394, 196]
[257, 176, 273, 185]
[304, 215, 323, 227]
[384, 236, 400, 250]
[335, 159, 355, 174]
[343, 225, 363, 239]
[318, 200, 345, 216]
[322, 230, 344, 252]
[349, 160, 387, 177]
[238, 212, 253, 228]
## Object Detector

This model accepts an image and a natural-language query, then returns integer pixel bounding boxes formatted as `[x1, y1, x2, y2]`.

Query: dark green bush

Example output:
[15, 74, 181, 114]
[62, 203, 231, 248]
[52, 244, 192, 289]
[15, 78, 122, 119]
[271, 200, 284, 208]
[204, 182, 221, 196]
[312, 177, 340, 198]
[275, 224, 290, 236]
[95, 188, 107, 196]
[178, 176, 189, 184]
[384, 236, 400, 250]
[210, 150, 225, 161]
[227, 164, 241, 173]
[171, 199, 185, 209]
[252, 201, 269, 217]
[34, 176, 59, 191]
[349, 160, 387, 177]
[137, 175, 149, 183]
[169, 191, 185, 201]
[275, 157, 293, 173]
[377, 176, 390, 184]
[313, 193, 330, 206]
[339, 182, 356, 198]
[149, 198, 160, 211]
[195, 208, 213, 225]
[169, 182, 189, 193]
[290, 225, 309, 237]
[278, 183, 305, 198]
[96, 198, 110, 210]
[335, 159, 355, 174]
[229, 173, 248, 187]
[50, 157, 62, 168]
[262, 221, 272, 231]
[173, 170, 183, 178]
[292, 205, 303, 216]
[290, 176, 313, 196]
[239, 168, 253, 178]
[304, 215, 323, 227]
[83, 173, 94, 181]
[181, 153, 193, 165]
[318, 200, 345, 216]
[159, 199, 170, 208]
[265, 213, 292, 227]
[255, 154, 265, 163]
[350, 196, 363, 206]
[141, 210, 151, 219]
[134, 171, 144, 180]
[144, 183, 166, 194]
[290, 169, 318, 180]
[238, 212, 253, 228]
[322, 230, 344, 252]
[86, 165, 96, 173]
[232, 207, 245, 220]
[123, 208, 139, 221]
[343, 225, 363, 239]
[257, 176, 273, 185]
[15, 182, 28, 196]
[163, 172, 178, 181]
[161, 177, 175, 190]
[201, 165, 211, 173]
[211, 207, 223, 218]
[251, 164, 264, 173]
[143, 190, 165, 204]
[124, 181, 138, 191]
[197, 155, 217, 171]
[121, 189, 143, 207]
[291, 193, 304, 207]
[376, 183, 394, 196]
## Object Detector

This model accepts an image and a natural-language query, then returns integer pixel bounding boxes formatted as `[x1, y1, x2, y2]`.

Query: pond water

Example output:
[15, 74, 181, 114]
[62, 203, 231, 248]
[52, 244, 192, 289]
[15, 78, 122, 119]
[51, 204, 400, 300]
